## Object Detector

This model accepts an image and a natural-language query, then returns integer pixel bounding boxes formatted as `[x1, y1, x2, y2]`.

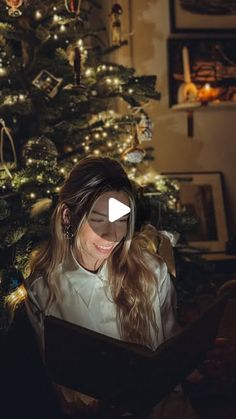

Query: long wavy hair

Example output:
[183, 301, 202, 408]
[10, 156, 162, 347]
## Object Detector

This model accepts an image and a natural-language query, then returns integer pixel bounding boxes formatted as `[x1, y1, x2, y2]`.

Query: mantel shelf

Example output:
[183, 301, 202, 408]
[172, 101, 236, 112]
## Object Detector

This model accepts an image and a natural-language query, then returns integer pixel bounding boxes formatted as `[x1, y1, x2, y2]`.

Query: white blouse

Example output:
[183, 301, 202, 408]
[25, 252, 179, 352]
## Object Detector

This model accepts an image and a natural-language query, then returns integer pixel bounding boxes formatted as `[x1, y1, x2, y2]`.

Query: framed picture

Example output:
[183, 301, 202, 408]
[32, 70, 63, 98]
[162, 172, 229, 253]
[169, 0, 236, 33]
[168, 36, 236, 106]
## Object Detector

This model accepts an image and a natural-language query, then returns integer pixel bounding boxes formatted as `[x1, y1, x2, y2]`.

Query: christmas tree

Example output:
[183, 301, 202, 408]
[0, 1, 199, 326]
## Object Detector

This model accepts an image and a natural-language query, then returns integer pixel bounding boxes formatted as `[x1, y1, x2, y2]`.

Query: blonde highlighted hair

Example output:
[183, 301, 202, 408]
[13, 156, 163, 347]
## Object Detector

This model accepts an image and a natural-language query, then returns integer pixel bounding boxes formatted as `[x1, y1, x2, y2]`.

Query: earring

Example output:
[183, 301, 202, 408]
[63, 224, 74, 240]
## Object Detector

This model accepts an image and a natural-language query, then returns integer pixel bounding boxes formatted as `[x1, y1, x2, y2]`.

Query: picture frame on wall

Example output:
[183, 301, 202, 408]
[169, 0, 236, 33]
[167, 36, 236, 107]
[162, 172, 228, 253]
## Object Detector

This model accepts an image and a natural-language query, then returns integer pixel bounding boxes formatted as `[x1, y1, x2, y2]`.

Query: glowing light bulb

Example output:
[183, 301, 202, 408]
[60, 24, 66, 32]
[0, 68, 6, 76]
[53, 14, 60, 22]
[35, 10, 42, 19]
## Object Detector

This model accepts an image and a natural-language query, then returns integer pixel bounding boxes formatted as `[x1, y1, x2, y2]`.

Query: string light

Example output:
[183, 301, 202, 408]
[0, 68, 7, 76]
[53, 34, 58, 40]
[85, 68, 92, 77]
[30, 192, 36, 199]
[53, 14, 60, 23]
[35, 10, 42, 19]
[60, 24, 66, 32]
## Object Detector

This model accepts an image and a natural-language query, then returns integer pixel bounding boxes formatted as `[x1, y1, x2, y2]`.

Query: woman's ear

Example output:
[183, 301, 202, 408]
[61, 204, 71, 225]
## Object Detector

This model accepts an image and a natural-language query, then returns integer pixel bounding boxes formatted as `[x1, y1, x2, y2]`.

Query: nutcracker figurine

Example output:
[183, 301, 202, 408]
[109, 3, 123, 46]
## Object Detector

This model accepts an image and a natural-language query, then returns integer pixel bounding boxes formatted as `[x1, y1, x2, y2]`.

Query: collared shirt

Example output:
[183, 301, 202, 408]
[25, 252, 179, 352]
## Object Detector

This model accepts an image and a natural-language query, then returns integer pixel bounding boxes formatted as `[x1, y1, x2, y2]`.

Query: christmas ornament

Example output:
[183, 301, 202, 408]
[64, 0, 82, 15]
[6, 0, 23, 17]
[109, 3, 123, 46]
[22, 136, 58, 168]
[0, 266, 24, 294]
[0, 118, 17, 179]
[66, 44, 85, 87]
[122, 129, 145, 163]
[136, 113, 153, 142]
[32, 70, 63, 98]
[122, 146, 145, 163]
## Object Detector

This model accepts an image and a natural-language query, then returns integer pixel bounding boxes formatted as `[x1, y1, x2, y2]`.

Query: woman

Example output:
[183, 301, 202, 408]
[24, 156, 198, 418]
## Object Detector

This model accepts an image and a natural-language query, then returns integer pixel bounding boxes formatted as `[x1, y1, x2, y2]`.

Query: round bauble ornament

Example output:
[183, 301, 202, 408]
[22, 136, 58, 168]
[0, 266, 24, 294]
[122, 146, 145, 163]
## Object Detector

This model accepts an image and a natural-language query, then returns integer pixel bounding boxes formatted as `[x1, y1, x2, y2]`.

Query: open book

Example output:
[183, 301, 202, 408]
[44, 292, 227, 414]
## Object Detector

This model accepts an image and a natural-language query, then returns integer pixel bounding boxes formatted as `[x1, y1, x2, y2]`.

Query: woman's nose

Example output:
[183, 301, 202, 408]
[102, 222, 117, 241]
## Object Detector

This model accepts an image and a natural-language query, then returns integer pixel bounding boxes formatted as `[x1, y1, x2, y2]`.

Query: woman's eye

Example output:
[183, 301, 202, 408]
[90, 219, 104, 222]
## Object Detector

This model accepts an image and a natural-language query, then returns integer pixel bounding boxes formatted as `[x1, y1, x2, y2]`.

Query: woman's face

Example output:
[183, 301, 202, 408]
[76, 191, 130, 271]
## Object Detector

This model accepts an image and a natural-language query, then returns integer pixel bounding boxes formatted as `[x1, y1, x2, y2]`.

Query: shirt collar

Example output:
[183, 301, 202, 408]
[63, 253, 108, 307]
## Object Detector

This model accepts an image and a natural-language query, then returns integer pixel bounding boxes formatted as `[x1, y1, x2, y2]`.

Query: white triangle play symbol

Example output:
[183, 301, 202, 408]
[108, 198, 130, 222]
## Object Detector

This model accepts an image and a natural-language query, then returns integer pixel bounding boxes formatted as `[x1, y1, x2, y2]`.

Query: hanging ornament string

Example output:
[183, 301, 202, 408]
[64, 0, 82, 15]
[0, 119, 17, 178]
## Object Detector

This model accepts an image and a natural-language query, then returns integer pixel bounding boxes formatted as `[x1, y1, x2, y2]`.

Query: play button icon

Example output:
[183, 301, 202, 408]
[108, 198, 130, 222]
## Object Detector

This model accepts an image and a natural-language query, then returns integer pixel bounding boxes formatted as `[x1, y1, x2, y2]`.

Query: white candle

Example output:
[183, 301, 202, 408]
[182, 46, 191, 84]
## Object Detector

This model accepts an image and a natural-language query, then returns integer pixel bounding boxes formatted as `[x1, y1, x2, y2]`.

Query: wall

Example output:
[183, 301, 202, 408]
[108, 0, 236, 240]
